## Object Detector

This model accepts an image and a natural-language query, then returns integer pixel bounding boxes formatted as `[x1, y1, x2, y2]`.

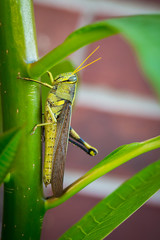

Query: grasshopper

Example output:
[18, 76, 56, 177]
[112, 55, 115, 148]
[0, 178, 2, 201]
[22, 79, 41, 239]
[18, 46, 100, 197]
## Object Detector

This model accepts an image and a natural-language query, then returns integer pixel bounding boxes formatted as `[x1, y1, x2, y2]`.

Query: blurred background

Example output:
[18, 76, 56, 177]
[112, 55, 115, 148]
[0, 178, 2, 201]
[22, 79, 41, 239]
[33, 0, 160, 239]
[1, 0, 160, 239]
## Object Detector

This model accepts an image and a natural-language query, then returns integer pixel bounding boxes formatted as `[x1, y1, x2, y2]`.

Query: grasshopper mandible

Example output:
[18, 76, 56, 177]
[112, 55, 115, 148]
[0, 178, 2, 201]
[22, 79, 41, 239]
[18, 46, 100, 197]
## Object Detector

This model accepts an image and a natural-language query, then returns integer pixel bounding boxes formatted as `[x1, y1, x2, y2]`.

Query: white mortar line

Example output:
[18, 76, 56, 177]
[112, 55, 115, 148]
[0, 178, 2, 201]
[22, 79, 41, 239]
[64, 169, 160, 207]
[34, 0, 160, 15]
[75, 84, 160, 120]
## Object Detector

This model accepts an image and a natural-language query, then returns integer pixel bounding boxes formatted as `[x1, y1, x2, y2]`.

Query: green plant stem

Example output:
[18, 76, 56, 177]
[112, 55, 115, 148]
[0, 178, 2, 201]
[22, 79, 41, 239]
[0, 1, 44, 239]
[45, 136, 160, 210]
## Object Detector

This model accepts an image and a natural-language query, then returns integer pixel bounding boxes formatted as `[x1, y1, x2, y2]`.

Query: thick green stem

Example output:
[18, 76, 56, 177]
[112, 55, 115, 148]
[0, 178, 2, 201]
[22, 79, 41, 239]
[0, 1, 45, 239]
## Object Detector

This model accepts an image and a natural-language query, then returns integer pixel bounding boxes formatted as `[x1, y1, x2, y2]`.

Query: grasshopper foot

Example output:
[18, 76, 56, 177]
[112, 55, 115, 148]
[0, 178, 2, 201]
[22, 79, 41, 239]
[30, 126, 37, 135]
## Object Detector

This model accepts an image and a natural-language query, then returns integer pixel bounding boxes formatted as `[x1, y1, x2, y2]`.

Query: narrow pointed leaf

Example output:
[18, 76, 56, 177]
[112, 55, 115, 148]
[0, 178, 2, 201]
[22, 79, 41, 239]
[60, 160, 160, 240]
[0, 128, 22, 184]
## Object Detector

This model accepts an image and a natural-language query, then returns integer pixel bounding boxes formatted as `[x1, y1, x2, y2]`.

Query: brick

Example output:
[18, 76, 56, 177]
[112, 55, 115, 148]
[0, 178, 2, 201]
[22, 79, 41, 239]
[82, 36, 156, 98]
[34, 4, 81, 56]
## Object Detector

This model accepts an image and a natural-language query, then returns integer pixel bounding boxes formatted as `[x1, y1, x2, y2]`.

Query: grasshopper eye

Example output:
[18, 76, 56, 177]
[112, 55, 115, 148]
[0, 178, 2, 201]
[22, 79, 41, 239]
[68, 75, 77, 82]
[54, 73, 77, 84]
[63, 74, 77, 83]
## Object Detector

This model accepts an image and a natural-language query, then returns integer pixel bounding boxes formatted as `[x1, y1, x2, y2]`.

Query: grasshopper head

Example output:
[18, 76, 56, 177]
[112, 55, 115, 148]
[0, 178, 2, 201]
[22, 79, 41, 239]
[54, 72, 77, 85]
[52, 72, 77, 103]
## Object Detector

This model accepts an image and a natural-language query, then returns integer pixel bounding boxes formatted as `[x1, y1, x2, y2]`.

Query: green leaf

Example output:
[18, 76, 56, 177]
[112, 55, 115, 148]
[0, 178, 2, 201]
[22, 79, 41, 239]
[45, 135, 160, 209]
[107, 15, 160, 97]
[29, 14, 160, 96]
[60, 160, 160, 240]
[0, 128, 22, 184]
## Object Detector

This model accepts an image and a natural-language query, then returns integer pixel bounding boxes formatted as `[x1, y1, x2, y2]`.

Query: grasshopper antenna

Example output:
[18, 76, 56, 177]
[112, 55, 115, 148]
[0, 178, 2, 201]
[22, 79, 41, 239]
[73, 46, 101, 74]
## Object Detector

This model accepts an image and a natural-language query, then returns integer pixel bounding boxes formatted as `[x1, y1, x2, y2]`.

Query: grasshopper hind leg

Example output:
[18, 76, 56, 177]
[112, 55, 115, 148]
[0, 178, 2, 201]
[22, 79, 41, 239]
[69, 127, 98, 156]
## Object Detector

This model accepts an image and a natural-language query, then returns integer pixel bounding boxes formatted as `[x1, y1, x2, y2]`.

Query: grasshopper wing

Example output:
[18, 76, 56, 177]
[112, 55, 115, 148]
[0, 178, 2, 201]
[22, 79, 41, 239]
[51, 101, 72, 197]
